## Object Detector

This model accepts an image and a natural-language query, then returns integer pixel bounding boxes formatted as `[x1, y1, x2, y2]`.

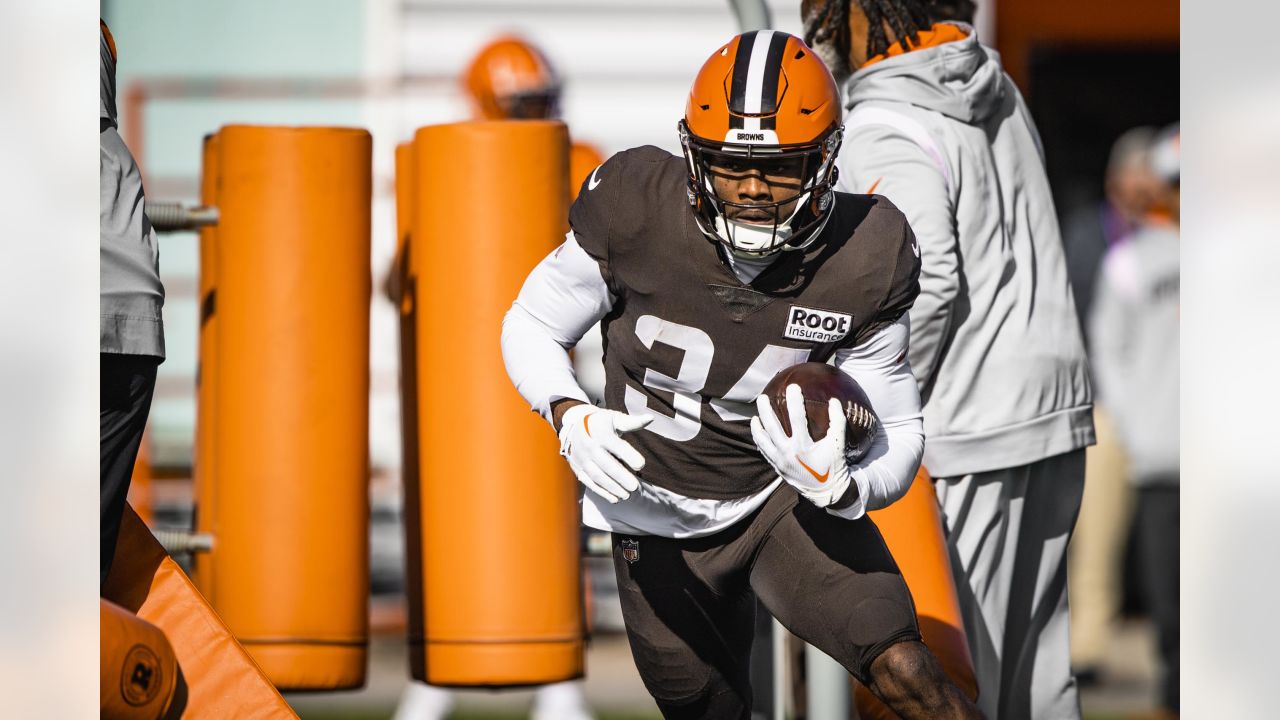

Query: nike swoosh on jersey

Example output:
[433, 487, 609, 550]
[588, 165, 603, 191]
[796, 455, 829, 483]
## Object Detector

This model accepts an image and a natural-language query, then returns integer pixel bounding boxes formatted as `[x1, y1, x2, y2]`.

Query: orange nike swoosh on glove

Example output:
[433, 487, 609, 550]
[796, 456, 829, 483]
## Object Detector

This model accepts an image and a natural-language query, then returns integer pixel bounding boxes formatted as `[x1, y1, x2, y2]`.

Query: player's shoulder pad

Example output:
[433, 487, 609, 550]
[571, 145, 682, 202]
[850, 193, 911, 241]
[865, 193, 921, 314]
[864, 192, 917, 249]
[569, 145, 684, 257]
[831, 191, 908, 240]
[832, 191, 919, 306]
[863, 192, 903, 218]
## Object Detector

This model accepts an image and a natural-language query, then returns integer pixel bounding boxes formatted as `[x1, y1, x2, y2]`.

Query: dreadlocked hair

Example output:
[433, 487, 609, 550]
[856, 0, 935, 58]
[807, 0, 853, 67]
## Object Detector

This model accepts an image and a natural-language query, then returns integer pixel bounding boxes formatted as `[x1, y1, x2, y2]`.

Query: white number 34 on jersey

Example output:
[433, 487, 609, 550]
[624, 314, 810, 441]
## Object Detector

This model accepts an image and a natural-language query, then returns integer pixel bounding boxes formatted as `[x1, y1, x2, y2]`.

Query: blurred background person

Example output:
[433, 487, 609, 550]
[1089, 124, 1180, 717]
[804, 1, 1095, 716]
[1062, 127, 1160, 332]
[393, 33, 598, 720]
[1062, 127, 1159, 686]
[100, 19, 165, 590]
[463, 35, 605, 202]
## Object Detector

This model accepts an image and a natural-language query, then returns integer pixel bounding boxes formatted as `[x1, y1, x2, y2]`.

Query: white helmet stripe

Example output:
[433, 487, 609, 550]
[743, 30, 775, 115]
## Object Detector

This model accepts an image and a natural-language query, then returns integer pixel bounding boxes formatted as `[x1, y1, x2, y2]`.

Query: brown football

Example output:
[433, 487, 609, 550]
[762, 362, 880, 462]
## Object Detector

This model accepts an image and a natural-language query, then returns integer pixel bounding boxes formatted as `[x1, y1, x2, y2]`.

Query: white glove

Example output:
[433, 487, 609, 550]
[558, 404, 654, 503]
[750, 384, 854, 509]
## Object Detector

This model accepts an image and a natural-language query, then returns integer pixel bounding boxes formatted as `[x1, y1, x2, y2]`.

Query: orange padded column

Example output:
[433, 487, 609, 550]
[101, 599, 184, 720]
[409, 120, 582, 686]
[211, 125, 371, 689]
[856, 467, 978, 716]
[394, 140, 426, 657]
[193, 132, 219, 597]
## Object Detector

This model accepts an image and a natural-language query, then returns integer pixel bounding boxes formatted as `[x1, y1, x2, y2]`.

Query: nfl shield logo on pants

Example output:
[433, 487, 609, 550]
[621, 539, 640, 564]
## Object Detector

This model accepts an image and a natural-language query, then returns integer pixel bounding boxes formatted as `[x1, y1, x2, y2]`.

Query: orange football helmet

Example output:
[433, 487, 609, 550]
[463, 36, 561, 120]
[681, 31, 843, 256]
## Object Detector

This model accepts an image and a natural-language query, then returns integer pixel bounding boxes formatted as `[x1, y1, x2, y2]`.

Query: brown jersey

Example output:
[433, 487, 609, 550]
[570, 146, 920, 500]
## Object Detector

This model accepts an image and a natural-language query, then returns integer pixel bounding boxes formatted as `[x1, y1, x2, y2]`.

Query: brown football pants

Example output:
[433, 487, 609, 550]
[611, 484, 920, 719]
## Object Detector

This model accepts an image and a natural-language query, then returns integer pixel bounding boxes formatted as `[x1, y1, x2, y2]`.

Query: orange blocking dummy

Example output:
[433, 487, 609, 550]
[101, 599, 184, 720]
[103, 505, 296, 718]
[393, 140, 427, 654]
[193, 132, 219, 601]
[196, 125, 372, 690]
[407, 120, 583, 686]
[855, 467, 978, 716]
[393, 142, 418, 499]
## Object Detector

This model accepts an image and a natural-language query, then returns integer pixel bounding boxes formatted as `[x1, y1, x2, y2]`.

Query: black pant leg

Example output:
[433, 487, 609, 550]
[101, 353, 159, 590]
[611, 533, 756, 719]
[1137, 483, 1179, 713]
[749, 499, 920, 685]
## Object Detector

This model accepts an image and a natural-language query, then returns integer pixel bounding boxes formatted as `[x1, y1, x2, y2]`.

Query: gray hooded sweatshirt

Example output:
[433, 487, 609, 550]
[837, 24, 1093, 478]
[101, 24, 165, 358]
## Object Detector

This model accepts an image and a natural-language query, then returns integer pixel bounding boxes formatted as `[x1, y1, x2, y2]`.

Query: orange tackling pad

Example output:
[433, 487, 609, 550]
[102, 505, 297, 719]
[406, 121, 584, 687]
[195, 125, 371, 691]
[855, 467, 979, 716]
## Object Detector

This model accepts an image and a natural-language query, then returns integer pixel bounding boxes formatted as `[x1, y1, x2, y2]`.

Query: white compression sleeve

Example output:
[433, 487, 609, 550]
[501, 232, 615, 423]
[825, 316, 925, 519]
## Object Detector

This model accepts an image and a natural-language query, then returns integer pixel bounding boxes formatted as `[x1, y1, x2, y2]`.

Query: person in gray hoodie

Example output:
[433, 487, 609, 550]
[802, 2, 1095, 718]
[101, 20, 165, 589]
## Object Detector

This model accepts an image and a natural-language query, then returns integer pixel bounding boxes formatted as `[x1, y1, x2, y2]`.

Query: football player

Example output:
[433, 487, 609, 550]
[502, 32, 981, 719]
